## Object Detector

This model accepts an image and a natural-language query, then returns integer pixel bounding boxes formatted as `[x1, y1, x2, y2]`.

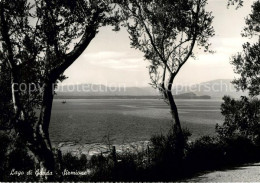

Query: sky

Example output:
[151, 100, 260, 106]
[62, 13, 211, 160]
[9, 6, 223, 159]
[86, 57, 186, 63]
[62, 0, 257, 87]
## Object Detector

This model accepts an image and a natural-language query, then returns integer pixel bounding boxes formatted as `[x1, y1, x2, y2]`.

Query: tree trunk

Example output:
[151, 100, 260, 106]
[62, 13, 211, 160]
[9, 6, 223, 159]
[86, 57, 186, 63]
[166, 89, 185, 158]
[0, 5, 54, 179]
[166, 90, 183, 135]
[10, 80, 56, 181]
[166, 74, 184, 138]
[25, 136, 55, 181]
[37, 81, 55, 151]
[12, 111, 55, 181]
[33, 80, 56, 180]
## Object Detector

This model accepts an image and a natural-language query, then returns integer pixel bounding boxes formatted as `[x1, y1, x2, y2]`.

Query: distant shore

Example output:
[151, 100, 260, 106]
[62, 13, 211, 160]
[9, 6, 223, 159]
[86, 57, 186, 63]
[54, 93, 211, 100]
[54, 95, 162, 100]
[54, 140, 151, 159]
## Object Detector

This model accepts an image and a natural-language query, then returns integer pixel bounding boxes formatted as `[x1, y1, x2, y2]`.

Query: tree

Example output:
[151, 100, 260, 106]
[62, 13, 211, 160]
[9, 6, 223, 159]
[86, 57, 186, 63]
[217, 0, 260, 143]
[119, 0, 214, 140]
[0, 0, 118, 180]
[0, 61, 12, 130]
[216, 96, 260, 143]
[231, 0, 260, 96]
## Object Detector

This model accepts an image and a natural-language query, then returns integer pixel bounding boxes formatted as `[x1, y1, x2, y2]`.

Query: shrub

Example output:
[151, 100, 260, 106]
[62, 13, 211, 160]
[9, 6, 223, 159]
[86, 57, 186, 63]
[88, 154, 114, 181]
[185, 134, 260, 176]
[60, 153, 88, 181]
[216, 96, 260, 144]
[0, 133, 11, 181]
[221, 136, 259, 164]
[185, 136, 225, 172]
[147, 126, 191, 181]
[0, 133, 36, 182]
[111, 152, 141, 181]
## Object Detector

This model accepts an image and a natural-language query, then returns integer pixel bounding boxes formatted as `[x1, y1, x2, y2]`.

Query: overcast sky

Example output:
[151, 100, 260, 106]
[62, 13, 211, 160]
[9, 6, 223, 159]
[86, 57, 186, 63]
[62, 0, 257, 87]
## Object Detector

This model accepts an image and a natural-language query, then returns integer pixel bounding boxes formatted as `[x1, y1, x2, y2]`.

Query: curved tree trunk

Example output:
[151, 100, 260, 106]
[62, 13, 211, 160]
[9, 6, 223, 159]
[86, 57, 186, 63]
[1, 5, 54, 180]
[166, 90, 185, 159]
[10, 79, 56, 181]
[12, 108, 55, 181]
[164, 73, 185, 158]
[166, 74, 184, 137]
[167, 91, 183, 134]
[1, 1, 100, 180]
[25, 133, 55, 181]
[33, 80, 56, 180]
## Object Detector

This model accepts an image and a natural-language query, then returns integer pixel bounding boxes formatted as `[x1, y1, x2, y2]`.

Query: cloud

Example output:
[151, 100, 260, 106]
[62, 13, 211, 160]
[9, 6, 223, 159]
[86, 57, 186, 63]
[83, 51, 126, 60]
[192, 36, 255, 66]
[83, 51, 146, 70]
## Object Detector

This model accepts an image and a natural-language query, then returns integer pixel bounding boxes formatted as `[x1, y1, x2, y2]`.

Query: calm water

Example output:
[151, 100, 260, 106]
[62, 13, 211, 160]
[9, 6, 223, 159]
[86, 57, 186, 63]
[49, 99, 223, 144]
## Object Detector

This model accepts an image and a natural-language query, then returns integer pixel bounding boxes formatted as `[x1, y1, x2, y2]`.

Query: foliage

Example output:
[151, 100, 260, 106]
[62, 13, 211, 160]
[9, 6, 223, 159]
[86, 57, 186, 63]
[0, 63, 12, 130]
[216, 96, 260, 143]
[88, 154, 114, 181]
[186, 136, 225, 170]
[185, 135, 260, 176]
[150, 127, 191, 165]
[147, 127, 191, 180]
[231, 0, 260, 96]
[2, 128, 260, 181]
[0, 133, 36, 182]
[0, 133, 11, 180]
[0, 0, 118, 107]
[60, 153, 88, 181]
[231, 40, 260, 96]
[118, 0, 214, 138]
[244, 0, 260, 37]
[0, 0, 120, 176]
[227, 0, 244, 8]
[119, 0, 214, 92]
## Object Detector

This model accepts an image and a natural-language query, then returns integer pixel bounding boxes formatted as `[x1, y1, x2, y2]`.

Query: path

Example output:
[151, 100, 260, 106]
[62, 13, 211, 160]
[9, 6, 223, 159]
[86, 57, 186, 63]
[185, 162, 260, 182]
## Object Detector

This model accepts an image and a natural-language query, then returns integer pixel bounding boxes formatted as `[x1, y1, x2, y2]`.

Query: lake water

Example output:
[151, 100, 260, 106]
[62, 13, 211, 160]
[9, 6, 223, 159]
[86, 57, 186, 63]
[50, 99, 224, 144]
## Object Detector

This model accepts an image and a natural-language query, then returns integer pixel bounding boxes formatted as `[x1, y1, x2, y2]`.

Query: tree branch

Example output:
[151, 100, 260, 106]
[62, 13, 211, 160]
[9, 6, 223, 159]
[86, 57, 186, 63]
[173, 0, 201, 77]
[0, 4, 16, 70]
[133, 0, 172, 74]
[161, 65, 168, 99]
[50, 29, 96, 80]
[0, 3, 25, 120]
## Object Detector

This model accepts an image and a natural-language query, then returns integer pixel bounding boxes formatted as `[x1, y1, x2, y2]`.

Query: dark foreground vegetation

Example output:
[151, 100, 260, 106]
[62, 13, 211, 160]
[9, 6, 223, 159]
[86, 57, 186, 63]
[1, 129, 260, 181]
[1, 95, 260, 181]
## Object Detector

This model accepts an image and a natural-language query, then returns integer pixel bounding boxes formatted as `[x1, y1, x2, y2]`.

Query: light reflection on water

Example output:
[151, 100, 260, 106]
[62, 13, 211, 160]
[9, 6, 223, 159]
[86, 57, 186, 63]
[50, 99, 223, 144]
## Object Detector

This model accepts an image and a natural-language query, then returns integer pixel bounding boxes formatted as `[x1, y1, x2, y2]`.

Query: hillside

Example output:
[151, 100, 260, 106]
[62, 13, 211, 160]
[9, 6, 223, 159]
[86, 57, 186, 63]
[173, 79, 247, 99]
[54, 92, 211, 99]
[55, 79, 246, 99]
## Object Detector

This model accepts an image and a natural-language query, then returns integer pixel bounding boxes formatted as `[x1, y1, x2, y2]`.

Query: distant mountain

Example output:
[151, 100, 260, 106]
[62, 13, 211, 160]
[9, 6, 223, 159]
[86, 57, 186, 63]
[178, 79, 246, 99]
[55, 92, 211, 100]
[55, 79, 247, 99]
[56, 84, 159, 96]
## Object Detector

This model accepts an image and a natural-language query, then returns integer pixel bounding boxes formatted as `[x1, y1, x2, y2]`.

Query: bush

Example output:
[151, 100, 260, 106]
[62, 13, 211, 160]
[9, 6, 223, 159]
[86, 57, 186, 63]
[146, 126, 191, 181]
[110, 153, 141, 181]
[56, 129, 260, 182]
[88, 154, 114, 181]
[2, 114, 260, 181]
[185, 135, 260, 176]
[216, 96, 260, 144]
[0, 133, 11, 181]
[222, 136, 260, 164]
[185, 136, 225, 171]
[60, 153, 88, 181]
[0, 133, 36, 182]
[88, 151, 144, 181]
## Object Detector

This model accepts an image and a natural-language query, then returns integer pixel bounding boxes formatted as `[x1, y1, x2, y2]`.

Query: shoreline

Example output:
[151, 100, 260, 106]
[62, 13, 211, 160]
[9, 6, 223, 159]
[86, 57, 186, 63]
[54, 140, 151, 159]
